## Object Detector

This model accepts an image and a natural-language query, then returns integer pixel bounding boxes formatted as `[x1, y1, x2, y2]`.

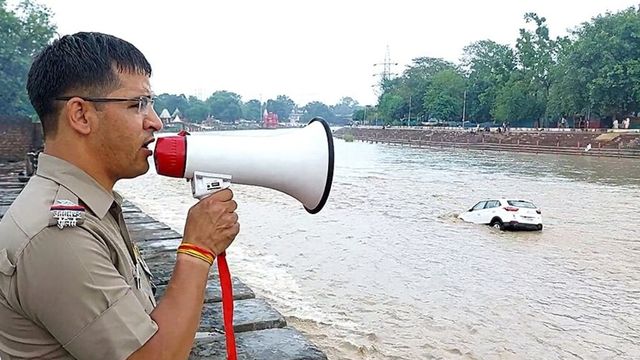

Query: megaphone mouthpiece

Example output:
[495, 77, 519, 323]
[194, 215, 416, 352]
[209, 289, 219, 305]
[154, 134, 187, 178]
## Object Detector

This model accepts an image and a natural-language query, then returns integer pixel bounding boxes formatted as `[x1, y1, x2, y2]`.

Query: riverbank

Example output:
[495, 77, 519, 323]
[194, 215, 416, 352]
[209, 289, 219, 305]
[334, 126, 640, 158]
[0, 161, 326, 360]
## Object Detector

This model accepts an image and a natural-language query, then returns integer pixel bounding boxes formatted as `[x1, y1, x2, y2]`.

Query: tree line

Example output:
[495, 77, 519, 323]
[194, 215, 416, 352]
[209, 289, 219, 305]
[2, 2, 639, 128]
[362, 8, 640, 128]
[152, 92, 359, 126]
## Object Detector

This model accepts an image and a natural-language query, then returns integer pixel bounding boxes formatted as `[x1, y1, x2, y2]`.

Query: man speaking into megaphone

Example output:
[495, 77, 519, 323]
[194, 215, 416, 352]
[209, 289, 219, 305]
[0, 31, 335, 360]
[153, 117, 334, 359]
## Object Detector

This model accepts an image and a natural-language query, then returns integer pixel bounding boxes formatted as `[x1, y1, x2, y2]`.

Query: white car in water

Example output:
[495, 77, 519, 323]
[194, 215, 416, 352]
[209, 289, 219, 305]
[459, 199, 543, 231]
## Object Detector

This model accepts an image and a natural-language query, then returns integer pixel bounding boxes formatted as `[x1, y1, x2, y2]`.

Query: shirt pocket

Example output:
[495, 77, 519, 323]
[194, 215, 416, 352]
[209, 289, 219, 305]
[0, 248, 16, 276]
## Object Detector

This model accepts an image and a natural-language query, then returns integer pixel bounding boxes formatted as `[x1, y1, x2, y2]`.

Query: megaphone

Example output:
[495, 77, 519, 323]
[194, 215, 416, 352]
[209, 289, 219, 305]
[153, 118, 334, 214]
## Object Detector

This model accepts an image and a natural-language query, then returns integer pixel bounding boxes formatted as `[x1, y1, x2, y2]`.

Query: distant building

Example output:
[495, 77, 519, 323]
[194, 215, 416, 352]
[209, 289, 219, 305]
[159, 108, 171, 125]
[262, 109, 278, 129]
[289, 109, 304, 126]
[172, 114, 183, 124]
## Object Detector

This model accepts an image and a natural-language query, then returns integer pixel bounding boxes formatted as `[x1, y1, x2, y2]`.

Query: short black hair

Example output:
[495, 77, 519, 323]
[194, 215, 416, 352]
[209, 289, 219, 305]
[27, 32, 152, 138]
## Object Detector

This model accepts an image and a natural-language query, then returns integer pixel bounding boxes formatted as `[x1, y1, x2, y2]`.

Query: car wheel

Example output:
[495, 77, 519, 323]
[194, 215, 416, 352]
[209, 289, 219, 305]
[490, 219, 504, 230]
[537, 224, 543, 231]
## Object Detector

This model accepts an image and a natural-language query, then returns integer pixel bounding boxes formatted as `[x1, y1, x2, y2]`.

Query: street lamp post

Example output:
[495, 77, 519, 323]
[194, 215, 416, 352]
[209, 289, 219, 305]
[408, 95, 412, 127]
[462, 89, 466, 129]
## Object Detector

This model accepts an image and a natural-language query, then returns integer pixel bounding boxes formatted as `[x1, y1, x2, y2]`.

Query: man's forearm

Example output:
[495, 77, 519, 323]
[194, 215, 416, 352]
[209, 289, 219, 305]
[129, 254, 209, 360]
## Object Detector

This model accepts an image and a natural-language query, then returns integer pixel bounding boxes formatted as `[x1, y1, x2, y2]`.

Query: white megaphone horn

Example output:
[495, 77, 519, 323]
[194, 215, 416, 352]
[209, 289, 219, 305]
[153, 118, 335, 214]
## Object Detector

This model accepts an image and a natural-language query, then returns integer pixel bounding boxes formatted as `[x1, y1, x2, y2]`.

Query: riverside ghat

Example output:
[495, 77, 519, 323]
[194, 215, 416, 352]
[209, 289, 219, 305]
[335, 126, 640, 158]
[0, 161, 326, 360]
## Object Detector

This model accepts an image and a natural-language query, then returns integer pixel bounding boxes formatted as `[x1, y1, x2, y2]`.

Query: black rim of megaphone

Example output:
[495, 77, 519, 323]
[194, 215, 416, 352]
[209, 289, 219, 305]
[305, 117, 334, 214]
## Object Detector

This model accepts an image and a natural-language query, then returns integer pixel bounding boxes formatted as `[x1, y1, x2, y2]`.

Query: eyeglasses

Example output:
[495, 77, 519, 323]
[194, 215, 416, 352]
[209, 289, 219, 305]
[55, 95, 156, 115]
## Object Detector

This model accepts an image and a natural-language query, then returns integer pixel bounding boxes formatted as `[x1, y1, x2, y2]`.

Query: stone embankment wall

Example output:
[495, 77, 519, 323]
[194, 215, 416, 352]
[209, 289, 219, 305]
[0, 116, 43, 162]
[335, 127, 640, 158]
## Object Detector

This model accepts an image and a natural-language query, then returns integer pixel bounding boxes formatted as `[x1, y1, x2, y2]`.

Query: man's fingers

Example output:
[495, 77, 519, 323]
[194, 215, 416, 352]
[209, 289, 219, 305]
[204, 189, 233, 203]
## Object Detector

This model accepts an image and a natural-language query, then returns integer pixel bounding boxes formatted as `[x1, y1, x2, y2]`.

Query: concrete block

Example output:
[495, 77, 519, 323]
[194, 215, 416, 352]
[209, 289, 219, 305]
[129, 227, 182, 242]
[190, 327, 327, 360]
[198, 298, 286, 333]
[127, 221, 171, 232]
[123, 211, 158, 224]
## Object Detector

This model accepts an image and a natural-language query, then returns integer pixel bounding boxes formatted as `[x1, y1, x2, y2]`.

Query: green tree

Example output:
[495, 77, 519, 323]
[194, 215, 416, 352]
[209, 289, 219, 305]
[183, 96, 208, 122]
[424, 69, 466, 121]
[494, 73, 545, 125]
[352, 108, 365, 122]
[331, 96, 359, 117]
[206, 91, 242, 122]
[242, 99, 262, 121]
[301, 101, 336, 123]
[266, 95, 295, 121]
[402, 57, 458, 119]
[0, 0, 56, 117]
[154, 93, 189, 116]
[549, 7, 640, 119]
[512, 13, 557, 122]
[331, 96, 359, 125]
[377, 91, 405, 124]
[352, 105, 378, 124]
[462, 40, 515, 122]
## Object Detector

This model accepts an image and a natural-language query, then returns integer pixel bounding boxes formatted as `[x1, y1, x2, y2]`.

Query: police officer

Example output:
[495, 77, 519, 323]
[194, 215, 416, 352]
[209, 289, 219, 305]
[0, 32, 239, 359]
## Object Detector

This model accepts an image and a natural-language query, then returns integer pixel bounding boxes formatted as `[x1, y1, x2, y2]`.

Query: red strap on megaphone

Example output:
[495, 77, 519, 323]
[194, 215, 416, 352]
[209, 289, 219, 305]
[157, 132, 237, 358]
[217, 252, 237, 360]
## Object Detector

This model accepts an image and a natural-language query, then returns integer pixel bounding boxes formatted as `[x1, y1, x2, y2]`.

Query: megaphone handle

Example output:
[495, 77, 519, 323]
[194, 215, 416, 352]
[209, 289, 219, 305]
[217, 251, 237, 360]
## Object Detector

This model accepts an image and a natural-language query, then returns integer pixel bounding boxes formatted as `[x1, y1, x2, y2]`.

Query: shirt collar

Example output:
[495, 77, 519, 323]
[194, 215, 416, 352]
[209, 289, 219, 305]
[36, 153, 115, 219]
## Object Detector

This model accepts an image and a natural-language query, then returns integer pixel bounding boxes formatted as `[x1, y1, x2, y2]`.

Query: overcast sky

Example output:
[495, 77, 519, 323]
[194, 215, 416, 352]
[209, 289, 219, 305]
[34, 0, 638, 106]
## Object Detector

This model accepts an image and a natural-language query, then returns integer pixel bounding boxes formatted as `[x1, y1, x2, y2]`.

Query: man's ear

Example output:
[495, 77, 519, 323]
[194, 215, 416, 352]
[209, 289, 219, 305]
[64, 98, 94, 135]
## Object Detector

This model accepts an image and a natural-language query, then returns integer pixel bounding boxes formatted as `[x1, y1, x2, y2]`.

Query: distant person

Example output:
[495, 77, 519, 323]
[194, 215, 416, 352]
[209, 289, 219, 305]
[613, 119, 619, 129]
[624, 117, 631, 129]
[560, 117, 567, 128]
[0, 32, 239, 359]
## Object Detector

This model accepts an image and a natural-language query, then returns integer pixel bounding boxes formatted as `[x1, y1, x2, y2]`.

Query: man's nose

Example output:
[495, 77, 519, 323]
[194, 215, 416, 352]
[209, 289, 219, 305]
[145, 107, 163, 131]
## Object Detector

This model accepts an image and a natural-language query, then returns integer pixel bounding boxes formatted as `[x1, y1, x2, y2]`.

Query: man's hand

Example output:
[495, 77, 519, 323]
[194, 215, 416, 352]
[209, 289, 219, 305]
[129, 189, 239, 360]
[182, 189, 239, 256]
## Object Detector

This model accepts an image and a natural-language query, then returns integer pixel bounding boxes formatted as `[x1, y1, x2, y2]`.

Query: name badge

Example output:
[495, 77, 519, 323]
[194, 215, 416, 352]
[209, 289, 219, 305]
[50, 200, 86, 229]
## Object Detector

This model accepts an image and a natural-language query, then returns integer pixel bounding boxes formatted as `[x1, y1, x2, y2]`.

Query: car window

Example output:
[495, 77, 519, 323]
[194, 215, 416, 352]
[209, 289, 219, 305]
[485, 200, 500, 208]
[507, 200, 536, 208]
[472, 201, 487, 211]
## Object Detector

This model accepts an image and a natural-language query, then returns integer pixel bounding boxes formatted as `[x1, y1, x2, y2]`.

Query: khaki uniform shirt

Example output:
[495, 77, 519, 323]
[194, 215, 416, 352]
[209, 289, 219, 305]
[0, 154, 158, 359]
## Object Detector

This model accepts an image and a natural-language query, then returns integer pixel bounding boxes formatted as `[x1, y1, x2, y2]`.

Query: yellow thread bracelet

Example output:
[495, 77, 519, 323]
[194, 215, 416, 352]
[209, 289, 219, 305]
[177, 248, 214, 265]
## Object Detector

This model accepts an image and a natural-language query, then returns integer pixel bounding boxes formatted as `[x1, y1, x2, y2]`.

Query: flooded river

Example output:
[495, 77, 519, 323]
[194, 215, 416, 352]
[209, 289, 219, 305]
[117, 129, 640, 359]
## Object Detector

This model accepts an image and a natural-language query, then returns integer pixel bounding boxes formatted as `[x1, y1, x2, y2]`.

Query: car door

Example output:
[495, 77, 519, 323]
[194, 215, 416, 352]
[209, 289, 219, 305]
[465, 201, 487, 223]
[477, 200, 500, 224]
